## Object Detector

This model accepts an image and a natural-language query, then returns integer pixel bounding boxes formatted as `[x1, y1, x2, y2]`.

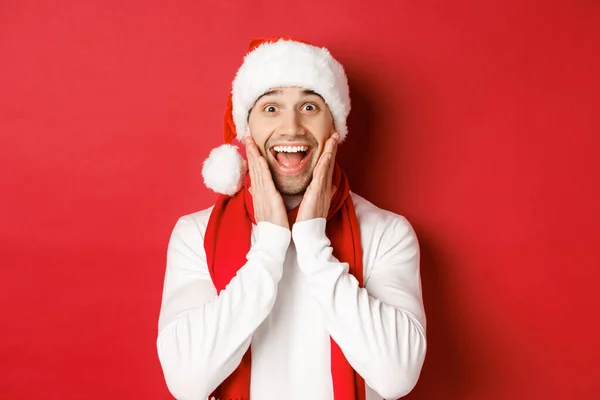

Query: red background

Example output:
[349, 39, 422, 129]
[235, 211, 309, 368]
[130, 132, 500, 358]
[1, 1, 599, 399]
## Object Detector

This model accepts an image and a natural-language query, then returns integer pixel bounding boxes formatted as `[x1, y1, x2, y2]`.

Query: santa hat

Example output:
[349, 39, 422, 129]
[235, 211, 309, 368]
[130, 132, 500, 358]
[201, 36, 351, 196]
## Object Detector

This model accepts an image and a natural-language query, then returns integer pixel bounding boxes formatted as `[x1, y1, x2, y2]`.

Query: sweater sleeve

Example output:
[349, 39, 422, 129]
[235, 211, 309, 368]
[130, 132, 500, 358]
[157, 215, 291, 400]
[291, 217, 427, 400]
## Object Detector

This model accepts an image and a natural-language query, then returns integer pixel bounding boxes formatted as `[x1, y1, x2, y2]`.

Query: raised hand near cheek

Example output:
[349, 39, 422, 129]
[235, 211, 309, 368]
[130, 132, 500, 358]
[296, 132, 339, 223]
[244, 134, 289, 229]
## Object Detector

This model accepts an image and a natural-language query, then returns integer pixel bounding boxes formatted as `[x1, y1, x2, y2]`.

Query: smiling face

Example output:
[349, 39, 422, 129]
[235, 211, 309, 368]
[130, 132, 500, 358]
[247, 86, 336, 195]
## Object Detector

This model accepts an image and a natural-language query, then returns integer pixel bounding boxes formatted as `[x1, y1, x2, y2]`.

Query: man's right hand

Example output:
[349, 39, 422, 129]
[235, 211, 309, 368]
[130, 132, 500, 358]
[244, 135, 289, 229]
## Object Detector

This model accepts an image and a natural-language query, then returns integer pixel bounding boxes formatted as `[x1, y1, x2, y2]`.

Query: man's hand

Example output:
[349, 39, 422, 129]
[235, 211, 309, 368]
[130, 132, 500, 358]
[296, 132, 339, 223]
[244, 134, 289, 229]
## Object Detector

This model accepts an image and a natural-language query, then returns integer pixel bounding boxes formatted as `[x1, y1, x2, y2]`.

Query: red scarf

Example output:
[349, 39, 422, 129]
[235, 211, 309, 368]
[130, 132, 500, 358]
[204, 163, 366, 400]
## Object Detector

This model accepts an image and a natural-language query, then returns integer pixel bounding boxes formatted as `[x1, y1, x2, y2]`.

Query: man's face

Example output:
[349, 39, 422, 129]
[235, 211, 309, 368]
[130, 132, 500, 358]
[247, 86, 336, 196]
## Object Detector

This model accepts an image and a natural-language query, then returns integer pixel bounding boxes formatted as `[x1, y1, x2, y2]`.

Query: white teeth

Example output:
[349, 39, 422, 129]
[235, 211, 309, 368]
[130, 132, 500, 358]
[273, 145, 308, 153]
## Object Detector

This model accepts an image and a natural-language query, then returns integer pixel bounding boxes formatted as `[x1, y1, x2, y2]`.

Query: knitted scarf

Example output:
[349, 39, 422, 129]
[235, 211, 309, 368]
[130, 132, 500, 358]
[204, 163, 366, 400]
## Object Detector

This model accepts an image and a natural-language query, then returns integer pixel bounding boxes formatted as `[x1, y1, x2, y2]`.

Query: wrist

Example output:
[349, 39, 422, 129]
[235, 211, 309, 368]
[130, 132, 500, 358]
[292, 218, 328, 250]
[256, 221, 291, 246]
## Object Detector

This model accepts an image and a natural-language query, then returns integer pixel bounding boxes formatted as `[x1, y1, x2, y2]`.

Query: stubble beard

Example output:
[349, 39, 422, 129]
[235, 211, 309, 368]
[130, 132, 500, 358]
[267, 156, 317, 196]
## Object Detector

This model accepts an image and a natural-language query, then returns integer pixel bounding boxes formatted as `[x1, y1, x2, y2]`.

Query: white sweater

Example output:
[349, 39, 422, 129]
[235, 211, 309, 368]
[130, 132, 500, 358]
[157, 192, 427, 400]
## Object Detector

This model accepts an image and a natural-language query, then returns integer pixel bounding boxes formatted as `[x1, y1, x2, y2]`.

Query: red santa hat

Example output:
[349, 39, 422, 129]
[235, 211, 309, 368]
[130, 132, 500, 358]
[201, 36, 351, 196]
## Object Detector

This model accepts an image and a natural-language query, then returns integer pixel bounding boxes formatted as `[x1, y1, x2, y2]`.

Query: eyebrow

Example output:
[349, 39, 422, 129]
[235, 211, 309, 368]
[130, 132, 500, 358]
[253, 88, 324, 104]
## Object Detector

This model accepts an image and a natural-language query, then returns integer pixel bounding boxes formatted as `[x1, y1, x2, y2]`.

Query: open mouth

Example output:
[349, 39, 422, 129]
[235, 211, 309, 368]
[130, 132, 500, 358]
[269, 144, 312, 174]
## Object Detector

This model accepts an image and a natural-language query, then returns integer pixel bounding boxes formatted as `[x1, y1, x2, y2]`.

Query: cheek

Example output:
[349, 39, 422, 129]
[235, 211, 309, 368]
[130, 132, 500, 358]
[306, 118, 334, 147]
[247, 117, 272, 152]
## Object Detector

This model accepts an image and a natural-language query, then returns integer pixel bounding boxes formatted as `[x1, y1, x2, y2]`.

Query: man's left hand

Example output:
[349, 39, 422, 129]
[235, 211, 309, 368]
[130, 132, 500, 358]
[296, 132, 339, 222]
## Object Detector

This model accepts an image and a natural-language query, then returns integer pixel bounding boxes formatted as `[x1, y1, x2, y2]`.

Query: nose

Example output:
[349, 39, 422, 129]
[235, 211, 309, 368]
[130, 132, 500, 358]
[279, 108, 305, 136]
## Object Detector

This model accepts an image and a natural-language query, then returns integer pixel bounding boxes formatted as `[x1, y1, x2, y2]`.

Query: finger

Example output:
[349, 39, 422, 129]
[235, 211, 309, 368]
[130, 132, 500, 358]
[314, 152, 331, 185]
[326, 134, 339, 186]
[323, 134, 336, 156]
[318, 136, 337, 180]
[329, 133, 338, 163]
[246, 137, 270, 190]
[245, 137, 256, 175]
[245, 137, 260, 189]
[244, 135, 253, 160]
[331, 132, 340, 163]
[245, 136, 257, 160]
[327, 134, 338, 169]
[258, 156, 275, 191]
[247, 139, 261, 186]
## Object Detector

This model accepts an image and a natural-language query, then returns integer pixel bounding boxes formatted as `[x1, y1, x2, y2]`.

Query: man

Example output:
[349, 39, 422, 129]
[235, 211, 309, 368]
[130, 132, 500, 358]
[157, 37, 427, 400]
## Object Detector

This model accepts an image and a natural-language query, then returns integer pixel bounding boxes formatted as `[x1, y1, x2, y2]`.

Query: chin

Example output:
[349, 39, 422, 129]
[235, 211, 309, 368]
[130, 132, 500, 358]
[278, 187, 307, 196]
[273, 174, 311, 196]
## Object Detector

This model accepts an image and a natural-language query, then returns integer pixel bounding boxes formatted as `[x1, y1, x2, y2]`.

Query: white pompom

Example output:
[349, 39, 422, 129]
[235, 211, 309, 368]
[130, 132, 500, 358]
[201, 144, 247, 196]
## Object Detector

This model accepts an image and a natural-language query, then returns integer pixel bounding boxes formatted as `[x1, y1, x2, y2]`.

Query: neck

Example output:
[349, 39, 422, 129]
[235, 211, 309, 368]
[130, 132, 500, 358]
[282, 194, 303, 211]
